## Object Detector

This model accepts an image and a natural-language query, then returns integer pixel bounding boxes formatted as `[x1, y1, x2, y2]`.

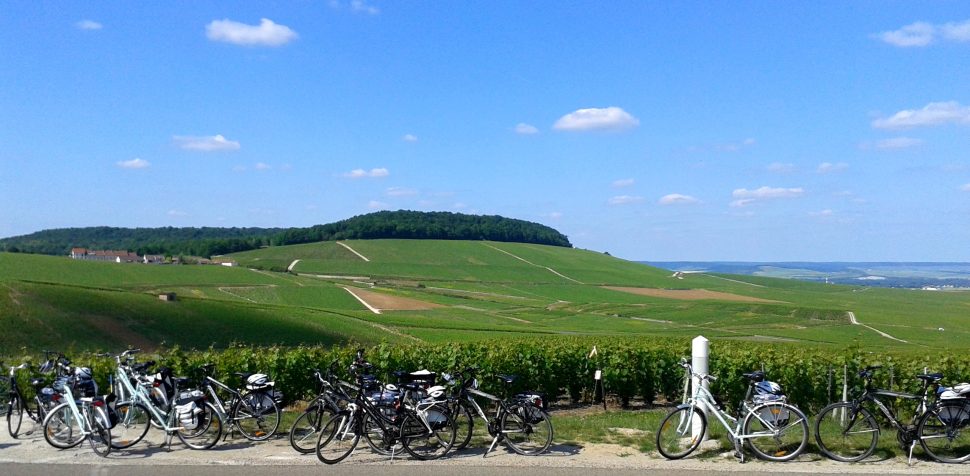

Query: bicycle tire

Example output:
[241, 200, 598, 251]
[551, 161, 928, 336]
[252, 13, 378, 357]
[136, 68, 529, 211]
[316, 413, 359, 464]
[7, 395, 23, 438]
[742, 401, 808, 461]
[451, 401, 475, 451]
[234, 391, 280, 441]
[42, 402, 85, 449]
[111, 402, 151, 449]
[87, 406, 112, 457]
[501, 403, 552, 456]
[361, 411, 402, 456]
[289, 404, 337, 454]
[814, 402, 878, 462]
[918, 400, 970, 463]
[401, 404, 456, 460]
[656, 405, 706, 459]
[176, 401, 223, 450]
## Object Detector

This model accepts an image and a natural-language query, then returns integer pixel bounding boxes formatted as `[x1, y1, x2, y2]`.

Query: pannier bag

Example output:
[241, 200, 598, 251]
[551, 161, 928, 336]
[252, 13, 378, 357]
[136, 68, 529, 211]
[154, 367, 176, 401]
[244, 391, 280, 415]
[176, 389, 204, 406]
[246, 373, 275, 391]
[938, 402, 970, 426]
[515, 392, 548, 424]
[939, 383, 970, 400]
[176, 401, 204, 430]
[755, 401, 790, 426]
[39, 387, 57, 403]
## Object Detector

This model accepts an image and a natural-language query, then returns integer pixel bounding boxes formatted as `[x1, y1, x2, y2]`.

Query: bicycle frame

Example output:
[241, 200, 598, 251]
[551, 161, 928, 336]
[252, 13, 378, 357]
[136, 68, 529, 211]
[114, 361, 182, 432]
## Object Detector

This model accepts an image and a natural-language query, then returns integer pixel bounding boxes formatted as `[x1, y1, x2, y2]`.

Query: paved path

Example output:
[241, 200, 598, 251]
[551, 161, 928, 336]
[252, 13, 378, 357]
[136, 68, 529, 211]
[847, 311, 909, 343]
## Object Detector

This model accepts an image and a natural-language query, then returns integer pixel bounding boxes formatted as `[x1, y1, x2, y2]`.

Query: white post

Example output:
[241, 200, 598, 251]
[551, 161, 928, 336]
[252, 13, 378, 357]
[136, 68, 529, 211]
[691, 335, 709, 441]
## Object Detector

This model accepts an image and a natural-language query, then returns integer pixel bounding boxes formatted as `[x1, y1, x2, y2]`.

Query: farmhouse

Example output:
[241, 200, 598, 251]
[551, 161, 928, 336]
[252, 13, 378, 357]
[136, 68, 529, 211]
[69, 248, 141, 263]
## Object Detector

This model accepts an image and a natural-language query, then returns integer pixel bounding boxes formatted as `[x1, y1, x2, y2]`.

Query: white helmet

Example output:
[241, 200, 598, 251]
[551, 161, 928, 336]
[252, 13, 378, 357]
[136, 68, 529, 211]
[246, 373, 274, 390]
[754, 380, 783, 396]
[74, 367, 93, 380]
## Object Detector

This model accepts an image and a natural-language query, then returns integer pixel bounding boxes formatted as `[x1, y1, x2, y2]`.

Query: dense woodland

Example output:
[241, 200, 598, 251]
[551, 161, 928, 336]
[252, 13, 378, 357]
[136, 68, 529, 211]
[0, 211, 571, 258]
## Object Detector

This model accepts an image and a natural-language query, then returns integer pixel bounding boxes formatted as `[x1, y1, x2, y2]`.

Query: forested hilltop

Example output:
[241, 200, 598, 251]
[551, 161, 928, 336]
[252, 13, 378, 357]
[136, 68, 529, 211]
[0, 211, 571, 257]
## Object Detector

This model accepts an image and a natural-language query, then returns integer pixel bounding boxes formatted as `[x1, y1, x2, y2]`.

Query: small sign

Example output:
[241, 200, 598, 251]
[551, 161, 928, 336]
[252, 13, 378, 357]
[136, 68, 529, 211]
[594, 370, 602, 380]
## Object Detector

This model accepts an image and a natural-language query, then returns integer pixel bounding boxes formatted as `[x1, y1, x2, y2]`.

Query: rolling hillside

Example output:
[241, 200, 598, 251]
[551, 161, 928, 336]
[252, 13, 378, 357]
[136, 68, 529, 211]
[1, 239, 969, 355]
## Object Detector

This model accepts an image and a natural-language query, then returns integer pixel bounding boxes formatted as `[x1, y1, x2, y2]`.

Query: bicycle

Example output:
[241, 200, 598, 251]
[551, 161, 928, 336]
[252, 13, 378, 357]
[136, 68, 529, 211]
[656, 359, 809, 462]
[105, 350, 223, 450]
[444, 367, 553, 456]
[289, 362, 352, 453]
[315, 350, 456, 464]
[41, 360, 113, 457]
[6, 352, 61, 438]
[814, 365, 951, 463]
[196, 363, 282, 441]
[919, 382, 970, 463]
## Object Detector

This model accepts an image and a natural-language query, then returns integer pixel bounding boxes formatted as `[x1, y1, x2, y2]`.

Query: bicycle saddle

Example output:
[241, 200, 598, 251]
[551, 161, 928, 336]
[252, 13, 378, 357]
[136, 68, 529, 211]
[743, 371, 766, 382]
[174, 377, 193, 386]
[916, 373, 943, 382]
[497, 374, 517, 385]
[234, 372, 253, 380]
[30, 377, 46, 388]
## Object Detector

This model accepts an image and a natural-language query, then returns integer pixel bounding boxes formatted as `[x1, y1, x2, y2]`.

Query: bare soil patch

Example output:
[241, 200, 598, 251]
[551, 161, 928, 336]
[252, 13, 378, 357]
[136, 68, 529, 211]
[349, 287, 445, 311]
[78, 314, 157, 351]
[603, 286, 782, 303]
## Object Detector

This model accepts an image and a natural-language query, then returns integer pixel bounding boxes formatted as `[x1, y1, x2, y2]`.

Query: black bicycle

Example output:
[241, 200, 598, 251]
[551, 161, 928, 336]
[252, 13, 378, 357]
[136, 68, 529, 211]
[289, 362, 352, 453]
[814, 365, 952, 462]
[6, 351, 63, 438]
[197, 363, 282, 441]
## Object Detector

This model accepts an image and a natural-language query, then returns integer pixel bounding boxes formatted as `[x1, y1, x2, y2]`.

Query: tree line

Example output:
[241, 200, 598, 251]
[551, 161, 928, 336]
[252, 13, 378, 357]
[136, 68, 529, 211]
[0, 211, 571, 258]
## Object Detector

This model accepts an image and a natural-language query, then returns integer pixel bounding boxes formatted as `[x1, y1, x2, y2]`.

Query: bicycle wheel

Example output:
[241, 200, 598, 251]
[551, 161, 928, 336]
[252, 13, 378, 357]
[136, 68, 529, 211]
[289, 404, 337, 454]
[656, 405, 706, 459]
[7, 395, 23, 438]
[176, 401, 223, 450]
[814, 402, 878, 462]
[742, 402, 808, 461]
[452, 401, 475, 451]
[501, 403, 552, 456]
[87, 406, 112, 457]
[316, 413, 359, 464]
[111, 402, 151, 449]
[919, 401, 970, 463]
[234, 392, 280, 441]
[43, 402, 85, 449]
[361, 411, 402, 455]
[401, 404, 456, 460]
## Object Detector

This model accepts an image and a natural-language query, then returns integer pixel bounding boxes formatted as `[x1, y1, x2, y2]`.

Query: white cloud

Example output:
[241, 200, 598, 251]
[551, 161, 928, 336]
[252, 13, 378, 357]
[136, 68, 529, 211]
[873, 101, 970, 129]
[173, 134, 241, 151]
[608, 195, 644, 205]
[658, 194, 700, 205]
[817, 162, 849, 174]
[331, 0, 381, 14]
[76, 20, 102, 30]
[386, 186, 418, 197]
[167, 209, 188, 217]
[402, 134, 418, 142]
[545, 212, 564, 219]
[730, 186, 804, 207]
[368, 200, 388, 209]
[514, 123, 539, 135]
[962, 183, 970, 192]
[206, 18, 298, 47]
[611, 178, 635, 188]
[553, 107, 639, 132]
[116, 158, 150, 169]
[255, 162, 272, 171]
[767, 162, 795, 174]
[809, 209, 835, 217]
[942, 20, 970, 42]
[344, 167, 389, 179]
[715, 138, 757, 152]
[875, 137, 924, 150]
[876, 21, 936, 47]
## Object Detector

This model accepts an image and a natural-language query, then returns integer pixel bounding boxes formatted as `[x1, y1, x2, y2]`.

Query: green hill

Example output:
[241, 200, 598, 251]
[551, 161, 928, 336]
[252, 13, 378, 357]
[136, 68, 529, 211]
[1, 239, 969, 355]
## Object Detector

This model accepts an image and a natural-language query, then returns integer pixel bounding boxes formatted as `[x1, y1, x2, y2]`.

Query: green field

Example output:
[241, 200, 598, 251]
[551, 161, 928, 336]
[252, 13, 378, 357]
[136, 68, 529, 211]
[2, 239, 969, 354]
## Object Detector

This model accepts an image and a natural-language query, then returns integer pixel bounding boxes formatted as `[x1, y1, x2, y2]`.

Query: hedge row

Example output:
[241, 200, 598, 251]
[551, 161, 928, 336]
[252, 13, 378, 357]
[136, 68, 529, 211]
[6, 338, 970, 413]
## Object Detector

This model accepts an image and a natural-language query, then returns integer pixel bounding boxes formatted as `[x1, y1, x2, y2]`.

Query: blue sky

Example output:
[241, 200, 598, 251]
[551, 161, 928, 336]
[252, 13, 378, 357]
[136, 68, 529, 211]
[2, 2, 969, 261]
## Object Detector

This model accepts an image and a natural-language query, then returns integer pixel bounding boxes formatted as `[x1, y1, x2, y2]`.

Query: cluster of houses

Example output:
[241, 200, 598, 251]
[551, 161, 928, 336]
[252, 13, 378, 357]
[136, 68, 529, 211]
[69, 248, 235, 266]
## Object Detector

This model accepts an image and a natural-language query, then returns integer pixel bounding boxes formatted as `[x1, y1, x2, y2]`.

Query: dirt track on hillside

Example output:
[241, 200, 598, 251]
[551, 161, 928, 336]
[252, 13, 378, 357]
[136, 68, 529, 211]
[603, 287, 782, 303]
[348, 287, 444, 311]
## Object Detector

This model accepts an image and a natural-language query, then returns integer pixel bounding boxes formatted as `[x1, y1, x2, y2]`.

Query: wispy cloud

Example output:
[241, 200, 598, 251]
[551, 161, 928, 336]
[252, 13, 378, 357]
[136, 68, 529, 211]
[386, 187, 417, 197]
[116, 158, 150, 169]
[402, 134, 418, 142]
[206, 18, 298, 47]
[868, 136, 924, 150]
[330, 0, 381, 15]
[167, 209, 188, 217]
[544, 212, 564, 220]
[344, 167, 389, 179]
[817, 162, 849, 174]
[809, 209, 835, 217]
[767, 162, 795, 174]
[689, 138, 756, 154]
[875, 19, 970, 47]
[254, 162, 272, 171]
[608, 195, 644, 205]
[173, 134, 240, 151]
[658, 194, 700, 205]
[962, 183, 970, 192]
[872, 101, 970, 129]
[514, 123, 539, 135]
[553, 107, 639, 132]
[368, 200, 389, 209]
[730, 186, 804, 207]
[76, 20, 102, 30]
[611, 178, 635, 188]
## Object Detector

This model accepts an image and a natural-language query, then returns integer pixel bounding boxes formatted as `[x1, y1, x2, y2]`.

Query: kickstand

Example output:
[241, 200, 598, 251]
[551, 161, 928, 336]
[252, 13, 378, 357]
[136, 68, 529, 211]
[908, 440, 916, 466]
[163, 431, 174, 451]
[484, 434, 501, 458]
